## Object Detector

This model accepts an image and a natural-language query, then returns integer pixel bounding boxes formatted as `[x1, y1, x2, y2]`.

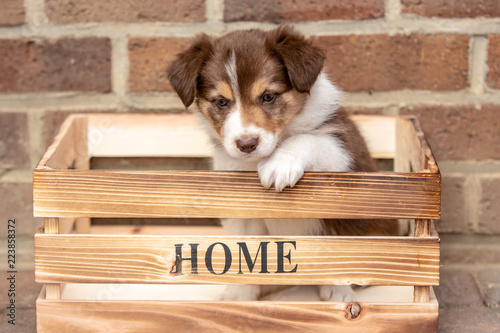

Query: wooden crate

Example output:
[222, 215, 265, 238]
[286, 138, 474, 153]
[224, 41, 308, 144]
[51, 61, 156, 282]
[34, 113, 441, 332]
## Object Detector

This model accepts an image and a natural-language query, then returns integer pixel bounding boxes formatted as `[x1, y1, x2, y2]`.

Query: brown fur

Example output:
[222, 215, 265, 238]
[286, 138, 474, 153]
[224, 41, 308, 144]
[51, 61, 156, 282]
[322, 109, 399, 236]
[167, 25, 399, 237]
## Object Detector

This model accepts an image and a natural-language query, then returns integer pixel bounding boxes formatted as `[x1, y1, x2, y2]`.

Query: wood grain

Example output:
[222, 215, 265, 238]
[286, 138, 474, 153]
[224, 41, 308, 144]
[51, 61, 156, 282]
[33, 170, 441, 219]
[36, 295, 438, 333]
[38, 115, 89, 170]
[88, 113, 213, 158]
[85, 114, 396, 159]
[44, 218, 61, 300]
[352, 115, 396, 159]
[414, 219, 432, 303]
[35, 233, 439, 286]
[395, 116, 439, 174]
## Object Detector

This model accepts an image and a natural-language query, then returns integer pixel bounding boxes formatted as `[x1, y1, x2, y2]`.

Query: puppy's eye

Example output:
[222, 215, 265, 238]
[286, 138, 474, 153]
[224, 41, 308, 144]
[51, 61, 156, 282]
[262, 93, 276, 103]
[215, 98, 228, 107]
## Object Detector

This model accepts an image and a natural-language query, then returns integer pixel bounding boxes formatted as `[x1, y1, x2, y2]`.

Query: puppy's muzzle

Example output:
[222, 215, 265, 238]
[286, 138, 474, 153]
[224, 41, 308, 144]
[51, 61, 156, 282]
[236, 137, 259, 153]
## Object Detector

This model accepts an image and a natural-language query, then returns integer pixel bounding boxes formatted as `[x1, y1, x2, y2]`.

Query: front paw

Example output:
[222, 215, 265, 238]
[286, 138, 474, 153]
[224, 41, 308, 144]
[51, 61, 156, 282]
[319, 285, 357, 302]
[257, 152, 305, 192]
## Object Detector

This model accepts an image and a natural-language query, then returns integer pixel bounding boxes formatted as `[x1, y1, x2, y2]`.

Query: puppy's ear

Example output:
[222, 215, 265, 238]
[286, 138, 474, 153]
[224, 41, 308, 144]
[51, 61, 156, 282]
[167, 34, 213, 108]
[266, 25, 325, 93]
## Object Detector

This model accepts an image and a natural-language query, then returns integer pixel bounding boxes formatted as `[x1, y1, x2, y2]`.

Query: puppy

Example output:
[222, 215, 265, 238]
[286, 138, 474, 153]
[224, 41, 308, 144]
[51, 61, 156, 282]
[167, 25, 399, 301]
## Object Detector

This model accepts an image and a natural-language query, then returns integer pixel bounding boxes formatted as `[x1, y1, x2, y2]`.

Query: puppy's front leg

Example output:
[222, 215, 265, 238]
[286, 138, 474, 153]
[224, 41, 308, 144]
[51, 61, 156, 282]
[258, 134, 352, 191]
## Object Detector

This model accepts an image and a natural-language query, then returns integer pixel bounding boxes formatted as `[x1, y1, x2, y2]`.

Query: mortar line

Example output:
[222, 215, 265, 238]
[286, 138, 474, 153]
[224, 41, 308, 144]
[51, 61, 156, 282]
[439, 161, 500, 174]
[464, 175, 482, 232]
[0, 93, 121, 110]
[470, 36, 489, 96]
[111, 36, 131, 111]
[206, 0, 224, 24]
[2, 18, 500, 39]
[2, 90, 500, 111]
[384, 0, 401, 22]
[27, 110, 44, 169]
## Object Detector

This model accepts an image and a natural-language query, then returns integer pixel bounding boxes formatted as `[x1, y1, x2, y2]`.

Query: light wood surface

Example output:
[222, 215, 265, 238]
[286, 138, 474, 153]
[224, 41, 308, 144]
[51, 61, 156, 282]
[36, 292, 438, 333]
[88, 113, 213, 158]
[352, 115, 396, 159]
[38, 115, 89, 170]
[413, 219, 432, 303]
[85, 113, 395, 159]
[35, 233, 439, 286]
[33, 170, 441, 219]
[34, 114, 441, 332]
[43, 218, 61, 300]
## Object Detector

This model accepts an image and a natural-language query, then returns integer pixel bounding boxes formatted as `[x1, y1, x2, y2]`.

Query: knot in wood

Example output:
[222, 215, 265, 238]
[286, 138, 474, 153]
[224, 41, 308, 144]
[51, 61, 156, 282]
[346, 303, 362, 320]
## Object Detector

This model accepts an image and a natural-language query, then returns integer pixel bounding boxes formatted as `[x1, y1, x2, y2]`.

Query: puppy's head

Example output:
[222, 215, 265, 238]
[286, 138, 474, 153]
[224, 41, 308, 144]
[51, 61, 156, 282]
[167, 25, 325, 160]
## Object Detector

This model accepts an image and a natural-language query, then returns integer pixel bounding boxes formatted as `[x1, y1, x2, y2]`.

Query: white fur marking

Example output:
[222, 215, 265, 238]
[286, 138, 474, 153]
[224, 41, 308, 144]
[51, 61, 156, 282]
[222, 111, 278, 160]
[285, 72, 342, 136]
[258, 133, 352, 191]
[225, 51, 239, 100]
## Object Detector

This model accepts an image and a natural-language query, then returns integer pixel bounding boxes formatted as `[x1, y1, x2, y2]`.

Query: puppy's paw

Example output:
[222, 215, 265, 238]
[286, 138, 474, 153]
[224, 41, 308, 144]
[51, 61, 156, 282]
[258, 152, 304, 192]
[319, 285, 357, 302]
[218, 285, 260, 301]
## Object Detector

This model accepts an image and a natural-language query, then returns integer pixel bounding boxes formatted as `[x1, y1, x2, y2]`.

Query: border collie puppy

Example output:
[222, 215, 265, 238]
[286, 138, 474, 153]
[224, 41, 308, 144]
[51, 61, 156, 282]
[167, 25, 399, 301]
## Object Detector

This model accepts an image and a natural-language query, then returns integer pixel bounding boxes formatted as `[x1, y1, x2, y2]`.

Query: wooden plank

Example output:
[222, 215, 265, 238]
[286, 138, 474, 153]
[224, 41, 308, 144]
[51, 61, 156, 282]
[58, 218, 76, 234]
[351, 115, 396, 159]
[87, 113, 213, 158]
[85, 114, 396, 159]
[36, 297, 438, 333]
[414, 219, 432, 303]
[395, 116, 439, 174]
[410, 117, 439, 174]
[75, 218, 91, 234]
[34, 234, 440, 286]
[33, 170, 441, 219]
[37, 115, 89, 170]
[89, 225, 226, 236]
[44, 218, 61, 300]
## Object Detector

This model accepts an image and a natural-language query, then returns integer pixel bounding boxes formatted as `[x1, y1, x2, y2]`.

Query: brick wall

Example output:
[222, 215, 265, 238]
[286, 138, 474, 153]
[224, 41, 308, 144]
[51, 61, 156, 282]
[1, 0, 499, 238]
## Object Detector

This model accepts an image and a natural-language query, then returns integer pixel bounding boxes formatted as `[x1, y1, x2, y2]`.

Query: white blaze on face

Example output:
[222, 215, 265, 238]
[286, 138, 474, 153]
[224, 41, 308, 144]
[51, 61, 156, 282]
[221, 51, 278, 160]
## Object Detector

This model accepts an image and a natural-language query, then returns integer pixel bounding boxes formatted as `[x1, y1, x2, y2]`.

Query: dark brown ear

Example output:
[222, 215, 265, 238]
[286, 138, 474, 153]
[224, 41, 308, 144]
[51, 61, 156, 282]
[167, 34, 213, 108]
[266, 25, 325, 93]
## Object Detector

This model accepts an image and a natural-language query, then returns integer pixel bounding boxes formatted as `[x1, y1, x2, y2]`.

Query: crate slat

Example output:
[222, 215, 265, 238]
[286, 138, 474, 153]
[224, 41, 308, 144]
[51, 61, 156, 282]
[33, 170, 440, 219]
[35, 234, 439, 286]
[36, 293, 438, 333]
[86, 113, 396, 160]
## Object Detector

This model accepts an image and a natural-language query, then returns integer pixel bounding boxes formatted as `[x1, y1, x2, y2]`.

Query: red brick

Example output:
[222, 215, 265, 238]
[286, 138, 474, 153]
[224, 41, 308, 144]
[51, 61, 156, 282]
[0, 112, 29, 169]
[0, 38, 111, 93]
[224, 0, 384, 22]
[438, 176, 470, 233]
[400, 105, 500, 161]
[0, 0, 25, 26]
[45, 0, 206, 23]
[478, 178, 500, 234]
[129, 37, 191, 93]
[402, 0, 500, 18]
[315, 34, 469, 92]
[486, 35, 500, 90]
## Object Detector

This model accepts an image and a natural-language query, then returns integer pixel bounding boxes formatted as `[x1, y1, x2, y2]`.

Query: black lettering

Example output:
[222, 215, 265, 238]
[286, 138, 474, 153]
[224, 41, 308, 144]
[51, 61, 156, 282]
[275, 241, 297, 273]
[205, 242, 232, 275]
[174, 243, 199, 275]
[237, 242, 270, 274]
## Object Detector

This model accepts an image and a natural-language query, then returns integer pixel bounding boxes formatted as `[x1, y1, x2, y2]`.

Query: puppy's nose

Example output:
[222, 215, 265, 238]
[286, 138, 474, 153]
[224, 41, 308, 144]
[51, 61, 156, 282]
[236, 138, 258, 153]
